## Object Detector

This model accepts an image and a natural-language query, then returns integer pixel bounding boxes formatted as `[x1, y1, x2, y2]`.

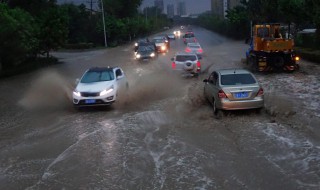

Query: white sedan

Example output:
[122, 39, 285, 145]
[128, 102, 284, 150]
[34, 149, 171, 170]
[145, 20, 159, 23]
[73, 67, 128, 107]
[185, 42, 203, 57]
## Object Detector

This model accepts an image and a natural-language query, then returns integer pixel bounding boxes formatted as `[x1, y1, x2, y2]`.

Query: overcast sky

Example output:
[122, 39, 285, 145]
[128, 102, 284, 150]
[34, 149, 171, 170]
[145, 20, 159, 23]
[141, 0, 211, 14]
[57, 0, 211, 15]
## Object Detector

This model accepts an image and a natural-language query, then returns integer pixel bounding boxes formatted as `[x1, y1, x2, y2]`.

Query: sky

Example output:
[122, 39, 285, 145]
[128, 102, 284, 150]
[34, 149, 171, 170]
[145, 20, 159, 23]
[141, 0, 211, 14]
[57, 0, 211, 15]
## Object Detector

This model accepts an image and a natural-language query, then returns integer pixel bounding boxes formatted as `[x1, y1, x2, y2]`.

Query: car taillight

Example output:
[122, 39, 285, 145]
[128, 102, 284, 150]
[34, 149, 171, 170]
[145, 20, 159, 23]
[198, 49, 203, 53]
[196, 61, 201, 67]
[218, 90, 227, 98]
[172, 62, 176, 69]
[185, 48, 191, 53]
[257, 88, 264, 96]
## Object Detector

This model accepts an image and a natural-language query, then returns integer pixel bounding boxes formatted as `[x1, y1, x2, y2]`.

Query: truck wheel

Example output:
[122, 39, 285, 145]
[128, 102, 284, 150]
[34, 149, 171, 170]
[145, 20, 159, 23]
[249, 56, 258, 72]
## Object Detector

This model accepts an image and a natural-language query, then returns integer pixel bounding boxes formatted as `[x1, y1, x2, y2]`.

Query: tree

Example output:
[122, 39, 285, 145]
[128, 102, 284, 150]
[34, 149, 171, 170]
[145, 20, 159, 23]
[102, 0, 143, 18]
[7, 0, 57, 16]
[304, 0, 320, 44]
[0, 3, 39, 70]
[37, 6, 69, 57]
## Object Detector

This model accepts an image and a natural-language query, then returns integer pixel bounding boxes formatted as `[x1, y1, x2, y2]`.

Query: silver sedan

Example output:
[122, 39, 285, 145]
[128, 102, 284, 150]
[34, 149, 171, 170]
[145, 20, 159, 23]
[203, 69, 264, 117]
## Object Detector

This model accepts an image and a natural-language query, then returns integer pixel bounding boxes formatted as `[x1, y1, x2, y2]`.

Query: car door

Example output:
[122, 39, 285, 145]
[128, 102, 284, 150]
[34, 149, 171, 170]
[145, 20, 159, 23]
[205, 72, 219, 104]
[115, 68, 126, 93]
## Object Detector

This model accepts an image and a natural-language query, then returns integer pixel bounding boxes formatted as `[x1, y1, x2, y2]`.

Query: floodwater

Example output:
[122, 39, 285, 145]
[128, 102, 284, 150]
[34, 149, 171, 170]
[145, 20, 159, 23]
[1, 26, 320, 190]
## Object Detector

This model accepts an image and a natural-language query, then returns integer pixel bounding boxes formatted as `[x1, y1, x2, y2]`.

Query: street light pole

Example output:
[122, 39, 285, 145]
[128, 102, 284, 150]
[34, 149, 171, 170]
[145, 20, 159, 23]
[101, 0, 107, 47]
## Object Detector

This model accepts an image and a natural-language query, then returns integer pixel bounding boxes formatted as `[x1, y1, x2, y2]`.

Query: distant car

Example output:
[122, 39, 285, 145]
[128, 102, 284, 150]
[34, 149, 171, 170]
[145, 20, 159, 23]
[185, 43, 203, 57]
[158, 34, 170, 47]
[152, 36, 169, 53]
[173, 30, 181, 37]
[203, 69, 264, 117]
[183, 32, 197, 44]
[171, 52, 201, 77]
[167, 33, 175, 40]
[134, 38, 149, 51]
[135, 44, 157, 61]
[73, 67, 128, 107]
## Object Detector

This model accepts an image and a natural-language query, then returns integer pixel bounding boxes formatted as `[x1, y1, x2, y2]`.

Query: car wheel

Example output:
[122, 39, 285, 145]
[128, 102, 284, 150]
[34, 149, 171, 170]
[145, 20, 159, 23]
[212, 98, 222, 119]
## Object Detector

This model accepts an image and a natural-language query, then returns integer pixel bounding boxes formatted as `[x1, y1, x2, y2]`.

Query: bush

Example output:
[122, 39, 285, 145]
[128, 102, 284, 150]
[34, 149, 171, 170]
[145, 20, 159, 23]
[295, 47, 320, 63]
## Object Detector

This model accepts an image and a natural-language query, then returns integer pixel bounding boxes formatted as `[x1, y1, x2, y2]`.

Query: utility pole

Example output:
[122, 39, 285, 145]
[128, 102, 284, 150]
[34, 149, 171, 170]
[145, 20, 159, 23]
[90, 0, 93, 15]
[100, 0, 107, 47]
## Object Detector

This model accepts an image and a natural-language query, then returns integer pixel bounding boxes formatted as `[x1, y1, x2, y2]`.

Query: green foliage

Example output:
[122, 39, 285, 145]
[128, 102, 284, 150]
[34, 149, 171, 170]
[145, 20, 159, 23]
[102, 0, 143, 18]
[196, 11, 249, 40]
[62, 4, 101, 44]
[0, 3, 39, 69]
[37, 5, 69, 56]
[7, 0, 57, 16]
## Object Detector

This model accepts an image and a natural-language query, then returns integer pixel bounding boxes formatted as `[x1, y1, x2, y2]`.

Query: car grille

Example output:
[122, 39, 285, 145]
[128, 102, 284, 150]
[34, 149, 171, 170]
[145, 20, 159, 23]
[81, 92, 100, 97]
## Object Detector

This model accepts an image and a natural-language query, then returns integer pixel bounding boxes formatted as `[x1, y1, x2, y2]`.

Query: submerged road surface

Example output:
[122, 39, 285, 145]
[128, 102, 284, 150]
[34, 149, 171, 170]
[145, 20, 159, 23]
[1, 26, 320, 190]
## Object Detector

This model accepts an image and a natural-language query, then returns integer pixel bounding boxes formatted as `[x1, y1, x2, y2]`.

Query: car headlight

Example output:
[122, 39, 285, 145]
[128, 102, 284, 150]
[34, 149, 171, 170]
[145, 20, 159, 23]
[73, 90, 81, 97]
[161, 46, 166, 51]
[150, 53, 155, 57]
[100, 85, 114, 96]
[136, 54, 141, 59]
[134, 43, 138, 46]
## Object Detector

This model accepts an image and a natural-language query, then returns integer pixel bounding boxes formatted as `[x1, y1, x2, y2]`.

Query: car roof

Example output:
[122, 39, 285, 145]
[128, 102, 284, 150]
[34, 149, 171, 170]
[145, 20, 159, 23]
[187, 43, 200, 46]
[175, 52, 197, 56]
[87, 67, 118, 72]
[153, 36, 165, 39]
[139, 42, 155, 45]
[217, 69, 252, 75]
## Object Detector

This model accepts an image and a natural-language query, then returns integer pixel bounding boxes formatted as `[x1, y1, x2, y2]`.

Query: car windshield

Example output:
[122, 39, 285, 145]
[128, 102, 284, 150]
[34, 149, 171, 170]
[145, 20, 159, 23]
[138, 46, 154, 51]
[185, 33, 195, 38]
[153, 39, 164, 43]
[81, 69, 115, 83]
[176, 55, 197, 61]
[189, 45, 200, 49]
[221, 74, 256, 85]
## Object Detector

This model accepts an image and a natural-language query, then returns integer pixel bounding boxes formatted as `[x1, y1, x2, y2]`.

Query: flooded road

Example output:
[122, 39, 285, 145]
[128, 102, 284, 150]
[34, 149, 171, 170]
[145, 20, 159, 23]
[1, 27, 320, 189]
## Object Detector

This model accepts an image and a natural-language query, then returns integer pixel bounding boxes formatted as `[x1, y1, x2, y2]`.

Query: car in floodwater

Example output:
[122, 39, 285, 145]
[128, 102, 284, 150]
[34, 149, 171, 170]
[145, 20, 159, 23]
[135, 43, 157, 61]
[185, 42, 203, 57]
[203, 69, 264, 117]
[171, 52, 201, 77]
[152, 36, 169, 53]
[134, 38, 150, 52]
[73, 67, 128, 107]
[183, 32, 197, 44]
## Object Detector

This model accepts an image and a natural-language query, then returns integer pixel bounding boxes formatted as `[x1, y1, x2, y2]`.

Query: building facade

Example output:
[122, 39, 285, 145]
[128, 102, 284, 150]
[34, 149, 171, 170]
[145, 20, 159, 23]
[167, 4, 175, 18]
[211, 0, 242, 18]
[154, 0, 164, 13]
[177, 0, 186, 16]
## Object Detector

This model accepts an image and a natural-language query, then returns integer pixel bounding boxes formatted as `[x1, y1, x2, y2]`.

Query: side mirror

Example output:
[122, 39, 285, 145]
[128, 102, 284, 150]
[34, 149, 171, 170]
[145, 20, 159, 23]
[198, 56, 202, 60]
[75, 78, 80, 85]
[203, 79, 208, 83]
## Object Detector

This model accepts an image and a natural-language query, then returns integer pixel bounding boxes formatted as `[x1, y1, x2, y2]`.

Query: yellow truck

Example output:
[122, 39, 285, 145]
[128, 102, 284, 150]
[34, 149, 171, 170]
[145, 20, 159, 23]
[245, 23, 300, 72]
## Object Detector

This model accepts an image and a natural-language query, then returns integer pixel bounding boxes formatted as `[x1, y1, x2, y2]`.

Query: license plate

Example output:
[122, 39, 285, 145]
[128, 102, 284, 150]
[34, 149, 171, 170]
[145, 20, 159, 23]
[85, 99, 96, 104]
[235, 92, 248, 98]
